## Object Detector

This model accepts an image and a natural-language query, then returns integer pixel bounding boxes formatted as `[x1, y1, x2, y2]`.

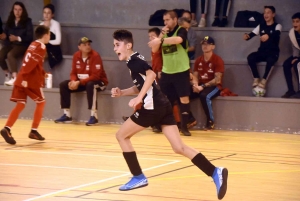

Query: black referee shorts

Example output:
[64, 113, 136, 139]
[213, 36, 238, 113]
[159, 70, 191, 99]
[130, 103, 176, 128]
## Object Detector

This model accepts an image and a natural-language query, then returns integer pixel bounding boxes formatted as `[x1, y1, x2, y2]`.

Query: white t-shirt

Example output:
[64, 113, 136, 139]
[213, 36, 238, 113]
[40, 19, 61, 45]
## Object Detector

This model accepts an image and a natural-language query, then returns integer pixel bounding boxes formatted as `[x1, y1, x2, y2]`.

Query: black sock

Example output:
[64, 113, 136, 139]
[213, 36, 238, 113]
[123, 152, 143, 176]
[180, 103, 190, 130]
[4, 126, 11, 132]
[192, 153, 216, 177]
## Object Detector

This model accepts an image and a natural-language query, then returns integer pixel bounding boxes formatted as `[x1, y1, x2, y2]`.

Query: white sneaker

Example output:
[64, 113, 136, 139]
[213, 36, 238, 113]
[252, 78, 260, 87]
[191, 20, 198, 27]
[5, 77, 16, 86]
[4, 75, 10, 85]
[198, 18, 206, 27]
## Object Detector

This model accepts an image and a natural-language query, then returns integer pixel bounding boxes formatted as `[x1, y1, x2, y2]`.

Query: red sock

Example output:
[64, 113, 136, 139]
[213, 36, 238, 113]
[5, 102, 25, 128]
[32, 101, 45, 129]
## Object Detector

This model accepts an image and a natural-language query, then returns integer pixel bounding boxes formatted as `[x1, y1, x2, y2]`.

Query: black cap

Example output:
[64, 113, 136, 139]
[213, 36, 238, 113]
[201, 36, 215, 45]
[78, 37, 92, 45]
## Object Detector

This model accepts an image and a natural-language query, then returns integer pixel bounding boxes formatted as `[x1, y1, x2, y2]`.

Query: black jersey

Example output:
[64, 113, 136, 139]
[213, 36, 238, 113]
[248, 21, 282, 53]
[126, 52, 169, 110]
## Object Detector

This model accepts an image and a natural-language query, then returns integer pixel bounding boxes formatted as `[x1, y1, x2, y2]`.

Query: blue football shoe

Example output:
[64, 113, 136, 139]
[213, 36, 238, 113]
[212, 167, 228, 200]
[119, 173, 148, 191]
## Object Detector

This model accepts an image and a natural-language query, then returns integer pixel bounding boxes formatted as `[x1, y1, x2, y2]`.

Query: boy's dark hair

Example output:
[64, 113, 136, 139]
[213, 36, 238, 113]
[148, 27, 160, 36]
[113, 30, 134, 47]
[264, 6, 276, 13]
[164, 10, 178, 19]
[35, 25, 49, 39]
[44, 3, 55, 14]
[292, 12, 300, 20]
[182, 10, 192, 18]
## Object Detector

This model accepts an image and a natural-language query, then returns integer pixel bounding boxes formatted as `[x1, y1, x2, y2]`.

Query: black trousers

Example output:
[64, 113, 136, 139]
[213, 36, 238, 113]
[190, 0, 207, 14]
[214, 0, 231, 17]
[190, 86, 220, 122]
[247, 51, 279, 79]
[283, 56, 300, 92]
[59, 80, 106, 110]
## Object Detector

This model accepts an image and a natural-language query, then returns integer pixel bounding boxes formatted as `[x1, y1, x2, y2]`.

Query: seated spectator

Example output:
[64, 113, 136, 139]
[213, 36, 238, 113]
[178, 12, 197, 60]
[0, 1, 33, 86]
[282, 12, 300, 99]
[190, 0, 208, 27]
[190, 36, 224, 130]
[212, 0, 231, 27]
[54, 37, 108, 126]
[243, 6, 281, 91]
[40, 3, 63, 69]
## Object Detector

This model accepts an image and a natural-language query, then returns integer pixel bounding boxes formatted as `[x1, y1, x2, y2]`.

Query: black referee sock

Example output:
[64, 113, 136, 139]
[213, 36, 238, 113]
[192, 153, 216, 177]
[123, 152, 143, 176]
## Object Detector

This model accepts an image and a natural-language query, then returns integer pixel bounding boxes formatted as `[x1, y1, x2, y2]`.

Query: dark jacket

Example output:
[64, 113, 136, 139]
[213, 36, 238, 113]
[4, 18, 33, 47]
[0, 17, 3, 34]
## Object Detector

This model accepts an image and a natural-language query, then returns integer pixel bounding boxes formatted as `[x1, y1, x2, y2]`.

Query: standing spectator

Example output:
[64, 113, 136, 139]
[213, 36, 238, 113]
[190, 0, 208, 27]
[148, 10, 192, 136]
[0, 1, 33, 86]
[178, 11, 197, 60]
[40, 3, 63, 69]
[282, 12, 300, 99]
[54, 37, 108, 126]
[212, 0, 231, 27]
[0, 25, 50, 145]
[244, 6, 281, 91]
[190, 36, 224, 130]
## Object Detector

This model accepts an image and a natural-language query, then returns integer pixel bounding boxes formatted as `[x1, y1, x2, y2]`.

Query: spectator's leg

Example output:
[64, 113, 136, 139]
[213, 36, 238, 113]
[247, 52, 264, 86]
[212, 0, 222, 26]
[7, 45, 27, 77]
[198, 0, 208, 27]
[282, 56, 295, 92]
[0, 45, 12, 80]
[292, 59, 300, 91]
[59, 80, 72, 115]
[259, 53, 278, 88]
[199, 87, 220, 129]
[190, 0, 198, 26]
[219, 0, 231, 27]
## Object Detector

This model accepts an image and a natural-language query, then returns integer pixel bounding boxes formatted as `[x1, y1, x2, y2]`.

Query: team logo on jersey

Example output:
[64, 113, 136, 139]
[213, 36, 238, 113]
[208, 69, 214, 73]
[201, 73, 208, 79]
[76, 61, 80, 64]
[134, 112, 139, 118]
[261, 30, 265, 33]
[28, 45, 36, 51]
[96, 64, 101, 69]
[199, 62, 202, 66]
[137, 54, 145, 60]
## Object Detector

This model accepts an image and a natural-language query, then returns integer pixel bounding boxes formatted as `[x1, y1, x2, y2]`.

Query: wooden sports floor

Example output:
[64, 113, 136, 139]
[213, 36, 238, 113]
[0, 119, 300, 201]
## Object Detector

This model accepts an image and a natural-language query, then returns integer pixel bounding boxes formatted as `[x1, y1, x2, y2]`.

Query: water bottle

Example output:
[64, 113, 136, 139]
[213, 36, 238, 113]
[45, 73, 52, 88]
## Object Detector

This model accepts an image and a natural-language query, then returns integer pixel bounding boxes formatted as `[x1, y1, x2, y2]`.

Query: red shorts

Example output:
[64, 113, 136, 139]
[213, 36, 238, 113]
[10, 86, 45, 103]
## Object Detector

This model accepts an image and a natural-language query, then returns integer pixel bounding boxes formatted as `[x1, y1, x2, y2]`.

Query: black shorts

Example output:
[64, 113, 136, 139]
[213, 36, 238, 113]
[159, 70, 190, 100]
[130, 103, 176, 128]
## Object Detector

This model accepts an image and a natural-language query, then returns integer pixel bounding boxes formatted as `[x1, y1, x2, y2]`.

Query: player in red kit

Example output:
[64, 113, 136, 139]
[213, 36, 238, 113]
[0, 25, 50, 145]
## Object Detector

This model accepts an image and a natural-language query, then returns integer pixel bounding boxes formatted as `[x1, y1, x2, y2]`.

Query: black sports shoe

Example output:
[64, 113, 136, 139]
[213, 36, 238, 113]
[29, 130, 45, 141]
[282, 90, 296, 98]
[1, 127, 16, 145]
[181, 127, 191, 136]
[122, 116, 129, 121]
[219, 17, 228, 27]
[290, 90, 300, 99]
[212, 18, 220, 26]
[204, 120, 215, 131]
[152, 125, 162, 133]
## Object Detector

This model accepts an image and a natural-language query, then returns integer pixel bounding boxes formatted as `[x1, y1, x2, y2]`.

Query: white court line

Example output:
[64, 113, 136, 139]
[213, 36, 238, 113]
[23, 160, 180, 201]
[4, 150, 176, 162]
[0, 163, 127, 173]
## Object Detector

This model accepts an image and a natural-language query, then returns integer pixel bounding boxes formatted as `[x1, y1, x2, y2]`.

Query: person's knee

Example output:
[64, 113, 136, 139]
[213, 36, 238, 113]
[115, 131, 130, 142]
[86, 81, 94, 89]
[59, 80, 69, 89]
[172, 144, 185, 155]
[247, 53, 255, 62]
